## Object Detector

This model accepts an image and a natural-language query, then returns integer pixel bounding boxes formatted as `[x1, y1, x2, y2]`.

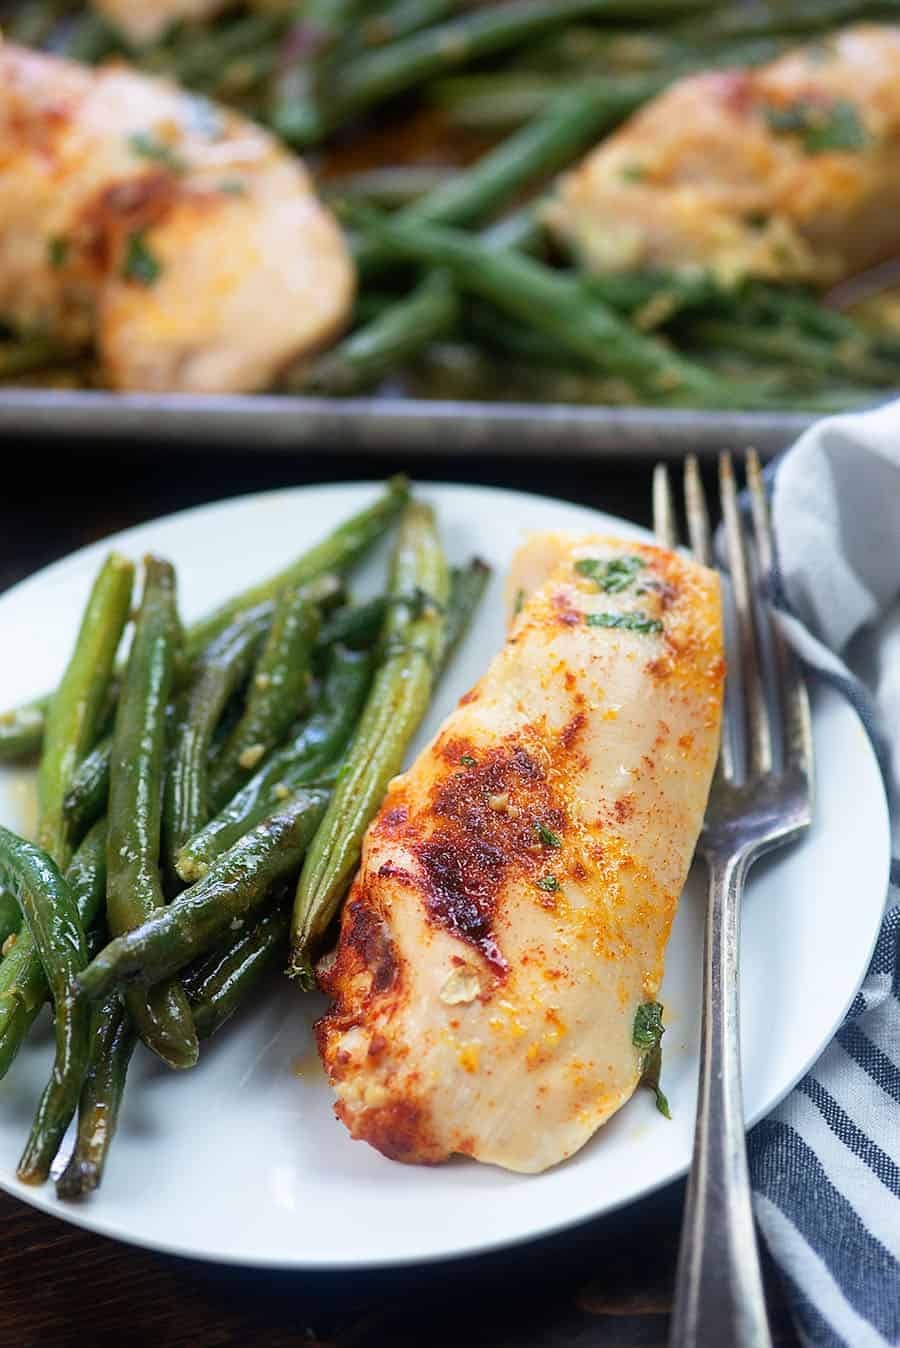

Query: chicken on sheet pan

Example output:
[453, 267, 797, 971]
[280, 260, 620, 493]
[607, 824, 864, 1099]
[0, 40, 353, 393]
[548, 24, 900, 287]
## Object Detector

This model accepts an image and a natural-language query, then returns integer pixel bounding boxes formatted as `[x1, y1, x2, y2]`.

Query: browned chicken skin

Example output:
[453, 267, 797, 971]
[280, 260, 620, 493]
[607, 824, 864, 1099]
[0, 41, 354, 392]
[548, 25, 900, 286]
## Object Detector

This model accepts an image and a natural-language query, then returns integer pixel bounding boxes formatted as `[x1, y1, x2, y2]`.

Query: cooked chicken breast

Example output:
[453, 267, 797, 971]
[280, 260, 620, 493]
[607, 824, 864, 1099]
[548, 25, 900, 286]
[317, 533, 723, 1174]
[0, 42, 353, 393]
[93, 0, 235, 47]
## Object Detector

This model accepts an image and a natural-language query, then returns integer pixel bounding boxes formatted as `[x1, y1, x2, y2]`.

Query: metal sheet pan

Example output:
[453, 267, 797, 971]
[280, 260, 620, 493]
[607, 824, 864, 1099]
[0, 389, 816, 456]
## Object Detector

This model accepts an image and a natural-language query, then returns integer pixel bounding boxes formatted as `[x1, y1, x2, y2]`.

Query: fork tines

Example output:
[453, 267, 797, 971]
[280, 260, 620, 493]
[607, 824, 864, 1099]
[653, 453, 813, 795]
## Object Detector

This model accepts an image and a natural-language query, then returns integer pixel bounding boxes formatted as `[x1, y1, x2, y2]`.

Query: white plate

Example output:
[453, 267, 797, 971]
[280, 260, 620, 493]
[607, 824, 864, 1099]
[0, 482, 890, 1269]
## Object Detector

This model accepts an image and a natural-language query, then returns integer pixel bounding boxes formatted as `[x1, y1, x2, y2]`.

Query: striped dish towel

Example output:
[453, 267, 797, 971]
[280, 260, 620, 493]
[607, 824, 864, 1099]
[745, 400, 900, 1348]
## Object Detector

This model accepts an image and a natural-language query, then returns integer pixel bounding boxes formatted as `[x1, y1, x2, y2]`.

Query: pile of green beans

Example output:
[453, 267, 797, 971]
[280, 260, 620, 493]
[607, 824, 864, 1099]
[0, 481, 489, 1196]
[7, 2, 898, 407]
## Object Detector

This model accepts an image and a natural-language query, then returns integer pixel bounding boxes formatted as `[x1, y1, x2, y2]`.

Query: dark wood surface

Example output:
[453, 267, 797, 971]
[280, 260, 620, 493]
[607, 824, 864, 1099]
[0, 446, 800, 1348]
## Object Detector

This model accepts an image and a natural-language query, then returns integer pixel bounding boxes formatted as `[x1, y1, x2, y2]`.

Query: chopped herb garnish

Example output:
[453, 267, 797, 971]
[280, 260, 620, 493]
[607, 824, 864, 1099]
[513, 587, 526, 617]
[534, 822, 561, 849]
[745, 211, 770, 230]
[633, 1001, 665, 1050]
[586, 611, 663, 634]
[47, 236, 69, 269]
[122, 231, 161, 286]
[575, 555, 645, 593]
[127, 130, 186, 172]
[536, 875, 559, 892]
[460, 755, 476, 767]
[219, 178, 247, 195]
[634, 1002, 670, 1118]
[620, 162, 646, 182]
[765, 98, 868, 154]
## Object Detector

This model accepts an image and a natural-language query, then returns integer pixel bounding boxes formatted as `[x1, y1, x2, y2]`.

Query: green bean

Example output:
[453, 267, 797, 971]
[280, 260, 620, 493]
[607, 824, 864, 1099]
[0, 820, 107, 1081]
[433, 72, 570, 130]
[79, 791, 330, 1002]
[183, 479, 406, 660]
[290, 502, 449, 982]
[0, 891, 21, 951]
[355, 212, 735, 406]
[437, 559, 491, 675]
[109, 558, 198, 1071]
[317, 597, 389, 649]
[164, 603, 272, 876]
[171, 13, 286, 85]
[63, 733, 112, 845]
[275, 0, 713, 143]
[185, 901, 290, 1040]
[303, 200, 549, 398]
[55, 993, 136, 1200]
[268, 0, 367, 139]
[0, 695, 49, 763]
[299, 273, 460, 396]
[177, 644, 373, 881]
[60, 12, 122, 61]
[356, 83, 655, 278]
[325, 166, 461, 211]
[0, 827, 90, 1183]
[682, 317, 899, 387]
[38, 553, 133, 869]
[0, 488, 395, 763]
[62, 585, 331, 840]
[208, 589, 320, 807]
[359, 0, 465, 49]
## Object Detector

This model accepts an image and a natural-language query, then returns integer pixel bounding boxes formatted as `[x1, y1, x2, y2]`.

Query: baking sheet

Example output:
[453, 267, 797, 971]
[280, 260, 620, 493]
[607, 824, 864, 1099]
[0, 389, 820, 455]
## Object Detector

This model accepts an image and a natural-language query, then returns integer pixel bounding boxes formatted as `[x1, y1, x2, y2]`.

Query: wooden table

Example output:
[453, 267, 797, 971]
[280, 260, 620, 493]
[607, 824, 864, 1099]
[0, 445, 800, 1348]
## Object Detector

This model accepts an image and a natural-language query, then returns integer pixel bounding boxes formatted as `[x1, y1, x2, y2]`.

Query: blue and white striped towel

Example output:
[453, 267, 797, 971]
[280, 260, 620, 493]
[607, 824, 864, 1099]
[745, 400, 900, 1348]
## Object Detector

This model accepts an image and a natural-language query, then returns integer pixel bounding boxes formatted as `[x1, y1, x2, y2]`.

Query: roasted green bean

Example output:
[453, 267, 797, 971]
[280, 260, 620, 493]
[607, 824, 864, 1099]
[79, 791, 330, 1001]
[290, 501, 449, 982]
[437, 558, 491, 675]
[0, 827, 91, 1183]
[182, 479, 406, 659]
[276, 0, 712, 143]
[186, 901, 291, 1039]
[209, 587, 320, 807]
[163, 603, 272, 873]
[0, 820, 107, 1081]
[55, 992, 136, 1199]
[63, 732, 112, 845]
[109, 558, 198, 1070]
[38, 553, 133, 868]
[177, 643, 373, 881]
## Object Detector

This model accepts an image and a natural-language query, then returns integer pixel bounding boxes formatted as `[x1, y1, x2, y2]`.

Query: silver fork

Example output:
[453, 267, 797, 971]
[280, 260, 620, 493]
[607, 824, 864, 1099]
[657, 452, 815, 1348]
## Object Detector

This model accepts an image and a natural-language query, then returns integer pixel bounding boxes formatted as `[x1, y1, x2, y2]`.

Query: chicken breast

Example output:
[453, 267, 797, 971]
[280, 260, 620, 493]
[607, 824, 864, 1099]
[93, 0, 236, 47]
[548, 25, 900, 286]
[317, 533, 723, 1174]
[0, 42, 353, 392]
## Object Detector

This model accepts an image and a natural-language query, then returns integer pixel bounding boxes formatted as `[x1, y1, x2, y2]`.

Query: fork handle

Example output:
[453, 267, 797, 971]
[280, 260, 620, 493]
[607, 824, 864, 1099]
[668, 851, 773, 1348]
